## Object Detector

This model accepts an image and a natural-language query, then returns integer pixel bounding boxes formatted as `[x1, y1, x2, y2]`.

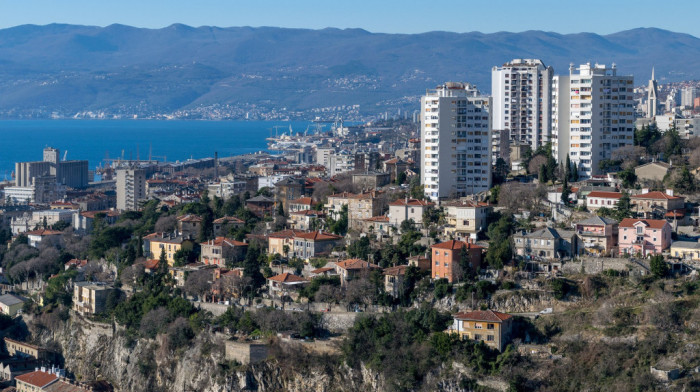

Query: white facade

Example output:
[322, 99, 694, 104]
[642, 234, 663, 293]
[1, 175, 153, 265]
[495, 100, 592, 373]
[421, 82, 492, 201]
[116, 168, 146, 211]
[208, 176, 246, 199]
[492, 59, 553, 159]
[552, 63, 634, 178]
[3, 186, 35, 204]
[681, 87, 697, 108]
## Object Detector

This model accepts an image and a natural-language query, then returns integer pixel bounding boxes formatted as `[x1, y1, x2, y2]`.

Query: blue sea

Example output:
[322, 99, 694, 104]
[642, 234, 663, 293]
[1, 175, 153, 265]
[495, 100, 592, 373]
[0, 120, 315, 180]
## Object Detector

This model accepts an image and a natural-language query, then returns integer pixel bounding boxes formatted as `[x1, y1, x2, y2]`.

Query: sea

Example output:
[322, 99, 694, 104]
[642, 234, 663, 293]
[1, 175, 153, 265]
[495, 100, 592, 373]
[0, 120, 315, 180]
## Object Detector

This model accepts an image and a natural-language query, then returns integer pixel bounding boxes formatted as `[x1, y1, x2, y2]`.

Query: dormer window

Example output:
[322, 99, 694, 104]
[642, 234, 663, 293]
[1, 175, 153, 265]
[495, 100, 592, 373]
[636, 226, 644, 235]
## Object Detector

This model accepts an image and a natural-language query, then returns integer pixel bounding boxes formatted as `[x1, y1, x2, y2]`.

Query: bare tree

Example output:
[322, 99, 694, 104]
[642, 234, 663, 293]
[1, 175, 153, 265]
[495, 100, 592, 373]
[154, 215, 178, 233]
[612, 145, 646, 169]
[184, 269, 213, 300]
[344, 277, 376, 310]
[528, 155, 547, 175]
[120, 262, 145, 288]
[315, 284, 341, 311]
[139, 307, 172, 338]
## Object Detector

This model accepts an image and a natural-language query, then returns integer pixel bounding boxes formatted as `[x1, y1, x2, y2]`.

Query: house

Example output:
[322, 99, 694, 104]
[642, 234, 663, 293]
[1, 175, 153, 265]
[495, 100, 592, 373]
[670, 240, 700, 261]
[15, 370, 59, 392]
[4, 338, 51, 361]
[618, 218, 672, 257]
[383, 265, 409, 298]
[442, 200, 493, 240]
[213, 216, 245, 237]
[143, 232, 192, 266]
[292, 231, 343, 259]
[546, 186, 579, 204]
[25, 229, 63, 248]
[388, 198, 435, 228]
[267, 273, 309, 298]
[631, 190, 685, 219]
[275, 177, 308, 213]
[0, 358, 40, 382]
[513, 227, 580, 261]
[267, 229, 304, 257]
[634, 162, 673, 183]
[72, 210, 120, 234]
[288, 209, 325, 231]
[310, 267, 336, 277]
[72, 282, 116, 314]
[448, 310, 514, 352]
[574, 216, 618, 255]
[431, 240, 483, 283]
[352, 172, 391, 189]
[357, 215, 393, 237]
[335, 259, 381, 285]
[169, 263, 215, 288]
[177, 214, 203, 239]
[407, 255, 431, 272]
[288, 197, 314, 213]
[245, 195, 276, 218]
[200, 237, 248, 266]
[325, 191, 384, 231]
[0, 294, 26, 317]
[382, 158, 409, 182]
[64, 259, 88, 271]
[585, 191, 622, 211]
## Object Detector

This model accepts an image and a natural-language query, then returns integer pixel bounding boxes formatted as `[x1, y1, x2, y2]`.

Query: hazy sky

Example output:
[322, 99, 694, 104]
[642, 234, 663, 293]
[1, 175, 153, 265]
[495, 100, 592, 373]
[0, 0, 698, 36]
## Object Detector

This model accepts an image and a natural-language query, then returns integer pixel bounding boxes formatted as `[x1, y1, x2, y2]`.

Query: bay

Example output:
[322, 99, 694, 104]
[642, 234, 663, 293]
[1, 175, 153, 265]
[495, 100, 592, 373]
[0, 120, 314, 180]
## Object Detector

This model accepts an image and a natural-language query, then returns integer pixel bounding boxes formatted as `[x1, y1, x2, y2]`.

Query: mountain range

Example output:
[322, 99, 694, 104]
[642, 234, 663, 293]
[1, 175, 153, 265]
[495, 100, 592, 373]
[0, 24, 698, 119]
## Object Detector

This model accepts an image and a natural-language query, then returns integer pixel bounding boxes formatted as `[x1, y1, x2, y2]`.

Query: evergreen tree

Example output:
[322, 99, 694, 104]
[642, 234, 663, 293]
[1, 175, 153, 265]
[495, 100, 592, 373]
[277, 201, 285, 217]
[538, 164, 547, 183]
[561, 177, 571, 206]
[565, 154, 572, 181]
[459, 244, 475, 282]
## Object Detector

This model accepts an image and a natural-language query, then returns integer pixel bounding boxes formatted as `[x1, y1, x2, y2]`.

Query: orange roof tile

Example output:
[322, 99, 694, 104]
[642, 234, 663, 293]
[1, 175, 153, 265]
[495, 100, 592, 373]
[383, 265, 409, 275]
[631, 191, 682, 200]
[267, 272, 309, 283]
[431, 240, 482, 250]
[311, 267, 335, 274]
[178, 214, 203, 222]
[336, 259, 381, 270]
[213, 216, 244, 224]
[25, 229, 63, 236]
[15, 370, 58, 388]
[290, 197, 313, 205]
[201, 237, 248, 247]
[294, 231, 343, 241]
[389, 198, 434, 207]
[587, 191, 622, 199]
[453, 310, 512, 322]
[619, 218, 669, 229]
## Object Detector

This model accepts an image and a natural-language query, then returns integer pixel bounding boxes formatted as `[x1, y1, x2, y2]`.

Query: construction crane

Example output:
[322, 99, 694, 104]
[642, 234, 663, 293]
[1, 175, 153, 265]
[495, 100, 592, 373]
[62, 150, 68, 161]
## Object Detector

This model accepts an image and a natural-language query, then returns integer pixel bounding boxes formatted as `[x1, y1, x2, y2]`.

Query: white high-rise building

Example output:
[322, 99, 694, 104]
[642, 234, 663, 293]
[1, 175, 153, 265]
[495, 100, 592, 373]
[116, 168, 146, 211]
[492, 59, 553, 160]
[647, 68, 659, 117]
[552, 63, 634, 178]
[681, 87, 698, 108]
[421, 82, 492, 201]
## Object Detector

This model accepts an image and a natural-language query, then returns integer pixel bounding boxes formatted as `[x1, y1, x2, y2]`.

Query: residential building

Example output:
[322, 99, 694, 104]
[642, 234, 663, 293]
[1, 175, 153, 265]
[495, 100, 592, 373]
[275, 177, 308, 213]
[513, 227, 580, 260]
[72, 282, 116, 314]
[245, 195, 276, 218]
[267, 229, 303, 258]
[116, 168, 146, 211]
[267, 273, 309, 298]
[670, 240, 700, 261]
[448, 310, 514, 352]
[421, 82, 492, 201]
[408, 255, 431, 271]
[618, 218, 672, 257]
[292, 231, 343, 259]
[177, 214, 202, 240]
[491, 59, 554, 158]
[574, 216, 619, 255]
[0, 294, 26, 317]
[431, 240, 483, 283]
[442, 200, 492, 240]
[383, 265, 409, 298]
[26, 229, 63, 248]
[552, 63, 634, 178]
[143, 232, 191, 266]
[585, 191, 622, 211]
[352, 172, 391, 189]
[15, 370, 59, 392]
[335, 258, 381, 285]
[213, 216, 244, 237]
[634, 162, 673, 183]
[289, 197, 314, 213]
[4, 338, 51, 361]
[682, 86, 698, 108]
[325, 191, 384, 231]
[388, 198, 434, 228]
[288, 209, 324, 231]
[72, 210, 120, 234]
[631, 190, 685, 219]
[208, 175, 246, 199]
[200, 237, 248, 266]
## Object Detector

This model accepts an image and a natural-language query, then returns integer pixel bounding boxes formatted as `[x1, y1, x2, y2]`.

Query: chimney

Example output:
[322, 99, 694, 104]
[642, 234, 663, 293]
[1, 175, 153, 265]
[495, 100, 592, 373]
[666, 188, 674, 197]
[642, 188, 649, 194]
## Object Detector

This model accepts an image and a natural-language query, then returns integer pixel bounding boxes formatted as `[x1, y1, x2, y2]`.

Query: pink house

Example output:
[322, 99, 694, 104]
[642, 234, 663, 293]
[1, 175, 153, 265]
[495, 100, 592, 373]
[618, 218, 672, 257]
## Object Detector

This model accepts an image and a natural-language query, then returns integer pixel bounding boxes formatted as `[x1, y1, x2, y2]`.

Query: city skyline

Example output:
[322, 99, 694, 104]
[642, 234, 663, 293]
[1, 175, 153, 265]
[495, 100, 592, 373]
[1, 0, 700, 37]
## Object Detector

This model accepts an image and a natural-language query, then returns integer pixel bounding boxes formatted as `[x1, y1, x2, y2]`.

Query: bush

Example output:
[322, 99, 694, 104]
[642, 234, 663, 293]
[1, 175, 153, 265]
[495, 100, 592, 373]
[433, 279, 452, 299]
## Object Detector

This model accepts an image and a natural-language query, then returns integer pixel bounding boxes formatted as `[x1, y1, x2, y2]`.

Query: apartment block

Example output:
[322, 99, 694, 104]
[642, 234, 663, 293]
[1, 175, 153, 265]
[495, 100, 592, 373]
[116, 168, 146, 211]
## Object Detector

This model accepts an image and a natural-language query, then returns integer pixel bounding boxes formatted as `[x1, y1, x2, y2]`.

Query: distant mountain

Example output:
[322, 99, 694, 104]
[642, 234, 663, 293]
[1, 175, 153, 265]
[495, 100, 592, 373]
[0, 24, 698, 119]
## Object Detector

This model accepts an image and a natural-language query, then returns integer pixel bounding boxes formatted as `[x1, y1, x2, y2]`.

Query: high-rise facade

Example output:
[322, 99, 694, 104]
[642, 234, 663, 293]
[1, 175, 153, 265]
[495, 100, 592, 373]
[681, 87, 698, 108]
[15, 147, 89, 189]
[552, 63, 634, 178]
[492, 59, 553, 160]
[421, 82, 492, 201]
[116, 168, 146, 211]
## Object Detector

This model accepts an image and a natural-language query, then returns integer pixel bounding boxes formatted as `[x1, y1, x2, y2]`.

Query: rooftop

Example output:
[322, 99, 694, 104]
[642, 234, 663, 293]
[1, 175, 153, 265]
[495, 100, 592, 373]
[336, 258, 381, 270]
[431, 240, 482, 250]
[453, 309, 513, 322]
[14, 370, 58, 388]
[631, 191, 682, 200]
[587, 191, 622, 199]
[267, 272, 308, 284]
[389, 198, 434, 207]
[619, 218, 669, 229]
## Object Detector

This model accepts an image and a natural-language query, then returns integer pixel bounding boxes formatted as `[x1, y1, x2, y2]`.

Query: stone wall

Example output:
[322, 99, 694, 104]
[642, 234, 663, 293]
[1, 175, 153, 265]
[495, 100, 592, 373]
[225, 341, 268, 365]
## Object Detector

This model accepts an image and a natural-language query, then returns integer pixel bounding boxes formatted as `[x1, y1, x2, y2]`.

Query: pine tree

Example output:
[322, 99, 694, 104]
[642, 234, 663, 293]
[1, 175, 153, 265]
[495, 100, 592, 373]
[561, 177, 571, 206]
[539, 164, 548, 183]
[565, 154, 572, 181]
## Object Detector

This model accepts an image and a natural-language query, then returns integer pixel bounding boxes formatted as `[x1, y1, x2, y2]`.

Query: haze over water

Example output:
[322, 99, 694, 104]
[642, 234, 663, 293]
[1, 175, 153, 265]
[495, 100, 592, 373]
[0, 120, 313, 180]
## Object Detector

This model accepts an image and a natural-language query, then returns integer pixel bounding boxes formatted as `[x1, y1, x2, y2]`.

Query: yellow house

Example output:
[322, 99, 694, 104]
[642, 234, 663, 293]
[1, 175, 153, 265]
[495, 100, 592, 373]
[448, 310, 513, 352]
[144, 232, 191, 266]
[670, 240, 700, 261]
[0, 294, 26, 317]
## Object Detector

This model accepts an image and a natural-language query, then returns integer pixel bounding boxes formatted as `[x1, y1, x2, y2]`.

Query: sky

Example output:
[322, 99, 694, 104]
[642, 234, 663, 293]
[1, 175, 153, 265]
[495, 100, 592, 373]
[0, 0, 698, 37]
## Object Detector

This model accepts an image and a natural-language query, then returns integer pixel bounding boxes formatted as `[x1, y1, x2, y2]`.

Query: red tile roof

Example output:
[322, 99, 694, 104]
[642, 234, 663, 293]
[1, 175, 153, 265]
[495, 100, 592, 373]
[453, 310, 512, 322]
[213, 216, 244, 224]
[389, 198, 434, 207]
[311, 267, 335, 274]
[178, 214, 203, 222]
[383, 265, 409, 276]
[364, 215, 390, 222]
[65, 259, 88, 269]
[15, 370, 58, 388]
[290, 210, 325, 217]
[294, 231, 343, 241]
[25, 229, 63, 236]
[80, 210, 120, 219]
[268, 229, 305, 239]
[587, 191, 622, 199]
[631, 191, 682, 200]
[267, 272, 308, 283]
[619, 218, 669, 229]
[201, 237, 248, 247]
[144, 259, 160, 270]
[431, 240, 482, 250]
[335, 259, 380, 270]
[290, 197, 313, 205]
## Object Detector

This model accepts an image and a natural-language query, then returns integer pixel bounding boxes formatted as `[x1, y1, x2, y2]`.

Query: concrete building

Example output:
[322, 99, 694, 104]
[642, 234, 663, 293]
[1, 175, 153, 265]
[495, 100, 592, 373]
[647, 68, 659, 117]
[492, 59, 553, 158]
[448, 310, 513, 352]
[513, 227, 580, 260]
[431, 240, 482, 283]
[388, 198, 434, 229]
[618, 218, 672, 257]
[72, 282, 116, 314]
[116, 168, 146, 211]
[574, 216, 619, 255]
[552, 63, 634, 178]
[200, 237, 248, 266]
[0, 294, 26, 317]
[15, 147, 89, 189]
[442, 200, 492, 240]
[682, 86, 698, 108]
[4, 338, 50, 361]
[421, 82, 492, 201]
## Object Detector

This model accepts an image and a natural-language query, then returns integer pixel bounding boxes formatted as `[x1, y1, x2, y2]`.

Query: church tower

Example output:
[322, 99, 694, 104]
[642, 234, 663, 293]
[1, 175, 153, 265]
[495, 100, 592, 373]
[647, 67, 659, 117]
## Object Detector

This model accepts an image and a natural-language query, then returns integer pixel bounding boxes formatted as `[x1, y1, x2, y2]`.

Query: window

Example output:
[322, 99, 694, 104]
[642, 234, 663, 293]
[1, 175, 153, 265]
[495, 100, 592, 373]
[474, 323, 483, 329]
[474, 334, 482, 340]
[487, 323, 495, 330]
[487, 335, 495, 342]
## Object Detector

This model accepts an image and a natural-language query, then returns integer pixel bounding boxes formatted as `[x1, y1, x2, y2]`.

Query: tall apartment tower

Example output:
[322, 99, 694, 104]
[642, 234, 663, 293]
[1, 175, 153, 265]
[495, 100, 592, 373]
[421, 82, 492, 201]
[492, 59, 553, 160]
[552, 63, 634, 178]
[681, 86, 698, 108]
[116, 168, 146, 211]
[647, 68, 659, 117]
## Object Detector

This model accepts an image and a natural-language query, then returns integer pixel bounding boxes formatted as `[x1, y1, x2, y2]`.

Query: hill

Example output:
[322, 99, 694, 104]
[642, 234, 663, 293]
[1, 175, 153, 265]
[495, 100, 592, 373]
[0, 24, 698, 119]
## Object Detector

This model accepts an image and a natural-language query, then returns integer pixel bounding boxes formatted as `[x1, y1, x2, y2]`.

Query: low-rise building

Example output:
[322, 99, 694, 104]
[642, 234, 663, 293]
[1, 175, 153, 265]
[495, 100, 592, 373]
[245, 195, 276, 218]
[513, 227, 579, 260]
[292, 231, 343, 259]
[72, 210, 120, 234]
[335, 259, 381, 285]
[574, 216, 618, 255]
[288, 209, 325, 231]
[267, 273, 309, 298]
[383, 265, 409, 298]
[177, 214, 203, 240]
[442, 200, 492, 240]
[407, 255, 431, 272]
[0, 294, 26, 317]
[634, 162, 674, 183]
[288, 197, 314, 213]
[72, 282, 117, 314]
[631, 190, 685, 219]
[670, 240, 700, 260]
[4, 338, 50, 361]
[352, 172, 391, 189]
[585, 191, 622, 211]
[326, 191, 384, 231]
[200, 237, 248, 266]
[388, 198, 434, 228]
[448, 310, 514, 352]
[143, 232, 192, 266]
[213, 216, 245, 237]
[15, 369, 59, 392]
[618, 218, 672, 257]
[25, 229, 63, 248]
[431, 240, 483, 283]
